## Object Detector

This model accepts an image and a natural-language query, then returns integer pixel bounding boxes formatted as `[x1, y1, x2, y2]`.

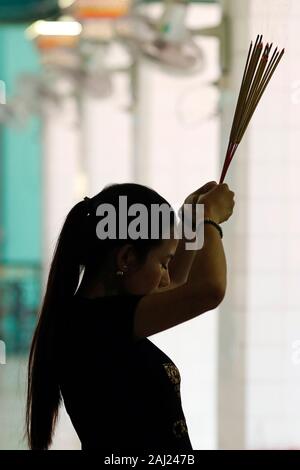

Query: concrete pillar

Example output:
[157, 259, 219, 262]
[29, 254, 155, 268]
[218, 0, 250, 449]
[81, 72, 133, 195]
[42, 76, 81, 276]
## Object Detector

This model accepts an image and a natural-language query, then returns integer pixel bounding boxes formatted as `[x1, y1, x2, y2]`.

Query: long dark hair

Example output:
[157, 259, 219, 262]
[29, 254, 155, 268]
[25, 183, 175, 450]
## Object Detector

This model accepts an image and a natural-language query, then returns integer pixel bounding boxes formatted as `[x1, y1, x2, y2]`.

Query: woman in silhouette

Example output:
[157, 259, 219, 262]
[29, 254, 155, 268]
[26, 181, 234, 451]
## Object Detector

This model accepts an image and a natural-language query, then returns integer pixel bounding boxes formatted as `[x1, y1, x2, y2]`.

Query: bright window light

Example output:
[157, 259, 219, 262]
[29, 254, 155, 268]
[26, 20, 82, 39]
[59, 0, 76, 8]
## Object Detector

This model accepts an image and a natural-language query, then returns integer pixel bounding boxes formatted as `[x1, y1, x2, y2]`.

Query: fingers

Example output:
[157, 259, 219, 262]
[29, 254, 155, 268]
[196, 181, 218, 194]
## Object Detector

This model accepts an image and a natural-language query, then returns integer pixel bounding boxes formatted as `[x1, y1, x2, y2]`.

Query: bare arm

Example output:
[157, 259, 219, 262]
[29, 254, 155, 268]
[187, 222, 227, 294]
[167, 234, 197, 287]
[133, 183, 233, 338]
[167, 181, 221, 288]
[134, 223, 226, 338]
[168, 213, 226, 292]
[168, 183, 232, 292]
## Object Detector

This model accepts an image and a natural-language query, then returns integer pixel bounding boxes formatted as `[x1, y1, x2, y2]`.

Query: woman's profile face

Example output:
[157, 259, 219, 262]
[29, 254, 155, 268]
[123, 238, 178, 295]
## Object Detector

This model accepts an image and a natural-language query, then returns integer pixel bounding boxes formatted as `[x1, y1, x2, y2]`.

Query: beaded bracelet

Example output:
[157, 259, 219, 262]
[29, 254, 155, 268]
[203, 218, 223, 239]
[178, 207, 223, 239]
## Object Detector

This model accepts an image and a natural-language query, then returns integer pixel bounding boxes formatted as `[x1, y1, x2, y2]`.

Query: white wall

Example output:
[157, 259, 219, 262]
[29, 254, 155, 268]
[220, 0, 300, 450]
[247, 0, 300, 450]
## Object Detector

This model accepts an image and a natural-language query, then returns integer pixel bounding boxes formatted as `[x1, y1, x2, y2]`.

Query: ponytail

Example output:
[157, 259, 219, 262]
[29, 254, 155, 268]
[25, 202, 85, 449]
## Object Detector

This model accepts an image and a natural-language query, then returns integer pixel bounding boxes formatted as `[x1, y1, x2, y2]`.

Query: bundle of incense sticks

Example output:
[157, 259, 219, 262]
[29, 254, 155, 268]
[219, 35, 284, 183]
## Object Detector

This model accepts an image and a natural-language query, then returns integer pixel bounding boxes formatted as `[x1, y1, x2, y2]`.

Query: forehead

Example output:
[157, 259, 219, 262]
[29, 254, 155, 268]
[152, 238, 178, 256]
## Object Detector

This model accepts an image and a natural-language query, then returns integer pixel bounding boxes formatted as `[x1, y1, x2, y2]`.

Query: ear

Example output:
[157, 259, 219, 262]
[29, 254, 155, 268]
[115, 244, 139, 272]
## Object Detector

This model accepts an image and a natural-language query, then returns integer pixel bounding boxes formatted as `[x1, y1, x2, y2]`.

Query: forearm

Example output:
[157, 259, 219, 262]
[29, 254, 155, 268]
[187, 223, 227, 294]
[168, 237, 197, 286]
[169, 202, 225, 288]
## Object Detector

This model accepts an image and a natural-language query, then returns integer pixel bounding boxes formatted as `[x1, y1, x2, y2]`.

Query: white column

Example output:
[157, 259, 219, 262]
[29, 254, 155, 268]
[130, 60, 152, 185]
[82, 72, 133, 195]
[42, 77, 82, 276]
[218, 0, 250, 450]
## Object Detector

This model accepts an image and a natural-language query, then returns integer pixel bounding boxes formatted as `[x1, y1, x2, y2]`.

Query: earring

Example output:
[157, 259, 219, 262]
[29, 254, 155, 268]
[116, 265, 127, 276]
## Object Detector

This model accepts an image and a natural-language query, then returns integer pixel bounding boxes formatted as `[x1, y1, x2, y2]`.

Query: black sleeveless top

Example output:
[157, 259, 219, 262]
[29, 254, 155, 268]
[57, 293, 193, 452]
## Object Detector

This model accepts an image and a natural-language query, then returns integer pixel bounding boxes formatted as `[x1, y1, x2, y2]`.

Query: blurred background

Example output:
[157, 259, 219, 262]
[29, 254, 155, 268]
[0, 0, 299, 450]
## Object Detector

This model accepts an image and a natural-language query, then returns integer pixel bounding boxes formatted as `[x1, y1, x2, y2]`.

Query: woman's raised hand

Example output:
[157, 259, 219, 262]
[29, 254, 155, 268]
[184, 181, 235, 224]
